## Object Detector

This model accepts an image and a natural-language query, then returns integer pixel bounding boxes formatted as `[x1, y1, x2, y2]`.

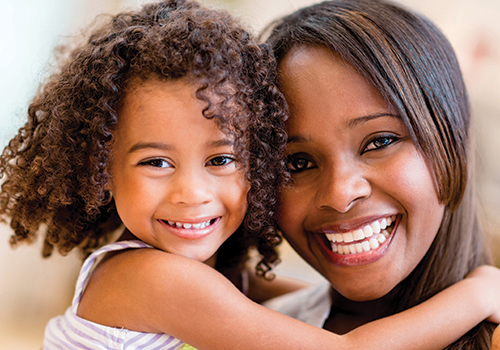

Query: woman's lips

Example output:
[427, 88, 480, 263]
[315, 215, 400, 266]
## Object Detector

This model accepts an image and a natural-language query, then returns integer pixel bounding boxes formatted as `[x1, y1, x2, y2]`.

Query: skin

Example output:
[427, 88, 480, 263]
[75, 77, 500, 350]
[493, 325, 500, 350]
[109, 78, 250, 266]
[276, 45, 445, 332]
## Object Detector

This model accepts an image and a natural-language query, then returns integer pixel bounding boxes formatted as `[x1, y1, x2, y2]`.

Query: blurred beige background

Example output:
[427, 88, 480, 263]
[1, 0, 499, 348]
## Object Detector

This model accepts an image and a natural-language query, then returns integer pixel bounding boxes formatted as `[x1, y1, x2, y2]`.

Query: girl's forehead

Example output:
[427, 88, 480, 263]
[117, 77, 249, 144]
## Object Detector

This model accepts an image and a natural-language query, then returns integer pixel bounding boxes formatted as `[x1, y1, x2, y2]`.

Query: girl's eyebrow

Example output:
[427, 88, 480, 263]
[346, 113, 400, 128]
[210, 138, 235, 148]
[128, 142, 173, 153]
[128, 139, 234, 153]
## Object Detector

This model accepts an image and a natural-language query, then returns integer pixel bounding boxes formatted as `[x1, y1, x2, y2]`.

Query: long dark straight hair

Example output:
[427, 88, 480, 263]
[265, 0, 494, 348]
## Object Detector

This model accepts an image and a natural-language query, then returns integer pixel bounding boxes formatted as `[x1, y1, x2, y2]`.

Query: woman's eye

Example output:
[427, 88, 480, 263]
[363, 135, 400, 152]
[139, 158, 172, 168]
[286, 154, 316, 173]
[206, 155, 234, 167]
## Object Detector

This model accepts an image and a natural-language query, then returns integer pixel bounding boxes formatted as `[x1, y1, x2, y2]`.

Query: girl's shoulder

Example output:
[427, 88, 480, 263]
[77, 240, 228, 333]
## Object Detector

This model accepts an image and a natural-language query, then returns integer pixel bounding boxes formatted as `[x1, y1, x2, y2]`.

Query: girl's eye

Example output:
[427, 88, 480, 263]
[286, 154, 316, 173]
[139, 158, 172, 168]
[206, 155, 235, 167]
[363, 134, 400, 153]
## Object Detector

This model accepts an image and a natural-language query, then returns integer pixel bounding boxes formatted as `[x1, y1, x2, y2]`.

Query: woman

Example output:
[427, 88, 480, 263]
[264, 0, 496, 348]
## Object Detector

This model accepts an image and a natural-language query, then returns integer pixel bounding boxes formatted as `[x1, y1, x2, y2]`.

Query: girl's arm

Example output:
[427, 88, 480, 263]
[79, 249, 500, 350]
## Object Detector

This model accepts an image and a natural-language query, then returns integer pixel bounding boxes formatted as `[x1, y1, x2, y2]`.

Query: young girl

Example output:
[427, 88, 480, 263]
[264, 0, 499, 348]
[1, 1, 500, 349]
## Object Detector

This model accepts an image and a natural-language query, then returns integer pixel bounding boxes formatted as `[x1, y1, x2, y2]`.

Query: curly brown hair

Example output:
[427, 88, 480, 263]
[0, 0, 288, 279]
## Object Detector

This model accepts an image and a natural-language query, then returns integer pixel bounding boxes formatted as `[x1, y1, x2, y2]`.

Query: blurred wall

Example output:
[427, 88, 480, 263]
[0, 0, 499, 348]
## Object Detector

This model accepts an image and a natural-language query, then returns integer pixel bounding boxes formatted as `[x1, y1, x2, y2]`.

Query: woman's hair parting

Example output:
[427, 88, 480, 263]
[0, 0, 288, 277]
[265, 0, 494, 347]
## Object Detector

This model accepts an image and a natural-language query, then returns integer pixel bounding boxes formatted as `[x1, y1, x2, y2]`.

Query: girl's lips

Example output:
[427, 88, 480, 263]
[314, 215, 400, 267]
[159, 216, 221, 240]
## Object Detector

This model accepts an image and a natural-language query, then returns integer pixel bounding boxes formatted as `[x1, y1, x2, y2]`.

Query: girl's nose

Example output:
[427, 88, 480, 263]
[314, 163, 371, 213]
[168, 168, 214, 206]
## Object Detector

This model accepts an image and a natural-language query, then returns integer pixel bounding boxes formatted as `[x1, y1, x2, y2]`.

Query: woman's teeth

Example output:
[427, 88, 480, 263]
[325, 216, 396, 255]
[166, 219, 212, 229]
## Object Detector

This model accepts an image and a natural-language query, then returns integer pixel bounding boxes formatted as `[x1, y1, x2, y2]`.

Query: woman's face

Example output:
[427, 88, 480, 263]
[277, 46, 445, 301]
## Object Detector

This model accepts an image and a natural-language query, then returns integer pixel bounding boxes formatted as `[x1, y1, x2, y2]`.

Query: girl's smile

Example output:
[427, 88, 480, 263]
[277, 45, 445, 301]
[160, 216, 221, 240]
[110, 78, 250, 266]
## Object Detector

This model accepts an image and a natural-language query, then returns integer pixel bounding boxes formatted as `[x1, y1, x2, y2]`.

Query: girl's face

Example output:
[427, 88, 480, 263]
[277, 46, 445, 301]
[110, 79, 250, 267]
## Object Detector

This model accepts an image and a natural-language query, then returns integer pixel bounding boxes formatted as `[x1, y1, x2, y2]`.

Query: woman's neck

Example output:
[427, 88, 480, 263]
[323, 287, 401, 334]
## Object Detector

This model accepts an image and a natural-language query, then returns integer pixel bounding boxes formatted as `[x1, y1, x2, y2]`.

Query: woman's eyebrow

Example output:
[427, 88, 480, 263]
[286, 135, 311, 144]
[346, 113, 400, 128]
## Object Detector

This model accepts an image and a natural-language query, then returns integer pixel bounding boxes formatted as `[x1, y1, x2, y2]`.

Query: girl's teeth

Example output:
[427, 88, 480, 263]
[326, 216, 396, 255]
[167, 220, 211, 229]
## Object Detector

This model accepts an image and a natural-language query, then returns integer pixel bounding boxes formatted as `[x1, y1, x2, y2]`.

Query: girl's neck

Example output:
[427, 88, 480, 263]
[117, 229, 218, 268]
[323, 287, 400, 334]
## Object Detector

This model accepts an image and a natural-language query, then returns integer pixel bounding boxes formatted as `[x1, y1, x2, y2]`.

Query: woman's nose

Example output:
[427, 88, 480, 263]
[314, 162, 371, 213]
[167, 168, 214, 206]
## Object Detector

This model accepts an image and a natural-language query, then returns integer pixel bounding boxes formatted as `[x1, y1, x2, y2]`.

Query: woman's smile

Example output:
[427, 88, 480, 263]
[313, 215, 399, 267]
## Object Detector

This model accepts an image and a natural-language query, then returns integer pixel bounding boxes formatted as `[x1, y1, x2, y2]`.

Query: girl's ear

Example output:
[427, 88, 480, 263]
[103, 188, 113, 205]
[103, 178, 112, 192]
[103, 180, 113, 203]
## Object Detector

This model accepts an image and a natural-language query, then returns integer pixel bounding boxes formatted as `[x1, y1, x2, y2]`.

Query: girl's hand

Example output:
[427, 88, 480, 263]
[466, 265, 500, 324]
[492, 325, 500, 350]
